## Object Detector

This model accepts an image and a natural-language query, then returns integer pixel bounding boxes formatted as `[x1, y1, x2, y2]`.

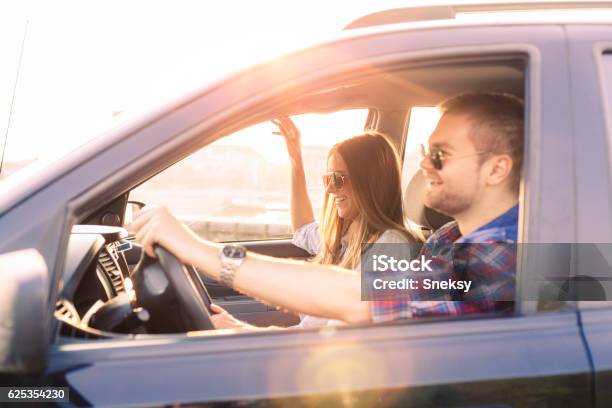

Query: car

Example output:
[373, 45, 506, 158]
[2, 2, 612, 406]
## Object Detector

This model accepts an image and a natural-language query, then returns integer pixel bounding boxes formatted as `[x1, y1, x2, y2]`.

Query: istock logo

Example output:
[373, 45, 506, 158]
[371, 254, 432, 272]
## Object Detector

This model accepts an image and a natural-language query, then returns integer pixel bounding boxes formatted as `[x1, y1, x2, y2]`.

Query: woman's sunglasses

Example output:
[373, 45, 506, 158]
[322, 172, 347, 190]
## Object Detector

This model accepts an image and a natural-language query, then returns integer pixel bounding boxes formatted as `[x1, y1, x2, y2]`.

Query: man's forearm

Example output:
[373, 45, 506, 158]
[188, 239, 371, 323]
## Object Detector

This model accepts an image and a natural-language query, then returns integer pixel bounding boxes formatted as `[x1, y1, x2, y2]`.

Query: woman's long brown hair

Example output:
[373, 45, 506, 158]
[316, 131, 414, 269]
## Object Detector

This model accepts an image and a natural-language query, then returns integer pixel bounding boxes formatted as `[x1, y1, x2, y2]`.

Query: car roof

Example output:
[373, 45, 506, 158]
[344, 1, 612, 30]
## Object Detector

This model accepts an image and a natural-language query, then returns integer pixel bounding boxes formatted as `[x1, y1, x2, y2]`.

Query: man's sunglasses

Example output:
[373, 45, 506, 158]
[322, 172, 347, 190]
[420, 143, 488, 170]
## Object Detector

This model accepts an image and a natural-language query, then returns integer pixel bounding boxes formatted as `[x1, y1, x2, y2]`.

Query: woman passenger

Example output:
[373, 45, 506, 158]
[209, 117, 418, 330]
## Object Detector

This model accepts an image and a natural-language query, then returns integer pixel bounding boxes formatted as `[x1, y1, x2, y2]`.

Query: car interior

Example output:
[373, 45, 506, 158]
[54, 55, 526, 341]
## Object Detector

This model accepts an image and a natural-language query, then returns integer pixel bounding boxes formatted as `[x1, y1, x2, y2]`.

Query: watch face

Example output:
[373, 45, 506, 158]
[223, 245, 247, 259]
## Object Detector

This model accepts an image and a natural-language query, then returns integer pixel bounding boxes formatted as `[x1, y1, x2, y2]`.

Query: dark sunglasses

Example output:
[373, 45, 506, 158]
[420, 143, 488, 170]
[322, 172, 347, 190]
[420, 144, 445, 170]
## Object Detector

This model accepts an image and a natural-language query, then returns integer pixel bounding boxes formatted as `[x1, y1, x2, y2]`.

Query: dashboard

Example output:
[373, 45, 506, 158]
[54, 224, 301, 339]
[55, 225, 145, 339]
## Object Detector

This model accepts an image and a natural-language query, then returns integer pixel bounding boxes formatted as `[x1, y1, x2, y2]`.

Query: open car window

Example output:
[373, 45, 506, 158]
[56, 55, 541, 346]
[129, 109, 368, 241]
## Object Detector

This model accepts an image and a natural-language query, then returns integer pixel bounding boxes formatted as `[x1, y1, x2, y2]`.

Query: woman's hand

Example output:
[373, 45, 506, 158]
[210, 304, 257, 331]
[272, 116, 302, 166]
[129, 205, 203, 264]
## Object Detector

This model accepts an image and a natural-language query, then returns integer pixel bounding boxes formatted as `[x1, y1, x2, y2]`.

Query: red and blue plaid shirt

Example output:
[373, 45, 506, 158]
[370, 205, 518, 322]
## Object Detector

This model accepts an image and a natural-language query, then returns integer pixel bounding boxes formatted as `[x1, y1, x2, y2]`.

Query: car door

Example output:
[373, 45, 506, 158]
[565, 24, 612, 408]
[33, 24, 593, 406]
[48, 312, 587, 407]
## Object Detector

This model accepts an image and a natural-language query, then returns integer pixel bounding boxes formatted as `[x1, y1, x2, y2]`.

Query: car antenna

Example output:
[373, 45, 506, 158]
[0, 20, 29, 178]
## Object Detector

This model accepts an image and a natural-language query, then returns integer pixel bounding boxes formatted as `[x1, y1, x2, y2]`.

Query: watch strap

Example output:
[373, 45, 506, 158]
[219, 263, 238, 288]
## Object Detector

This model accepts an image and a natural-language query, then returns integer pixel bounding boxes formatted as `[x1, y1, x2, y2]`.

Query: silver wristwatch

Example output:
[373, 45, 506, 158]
[219, 244, 247, 288]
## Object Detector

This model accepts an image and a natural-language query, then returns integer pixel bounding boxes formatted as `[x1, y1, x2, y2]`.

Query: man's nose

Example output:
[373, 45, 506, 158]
[419, 155, 434, 171]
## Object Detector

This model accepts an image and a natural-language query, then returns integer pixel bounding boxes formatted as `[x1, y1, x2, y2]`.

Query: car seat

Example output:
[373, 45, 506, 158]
[403, 170, 453, 241]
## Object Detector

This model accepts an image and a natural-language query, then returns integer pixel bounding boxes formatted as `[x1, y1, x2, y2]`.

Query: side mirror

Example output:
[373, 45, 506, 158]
[0, 249, 48, 373]
[124, 200, 146, 226]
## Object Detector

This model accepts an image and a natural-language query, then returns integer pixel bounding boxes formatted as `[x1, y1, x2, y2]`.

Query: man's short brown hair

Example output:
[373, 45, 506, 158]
[438, 93, 524, 193]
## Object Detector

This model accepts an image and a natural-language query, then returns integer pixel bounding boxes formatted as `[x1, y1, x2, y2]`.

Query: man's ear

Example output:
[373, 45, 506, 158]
[485, 154, 513, 186]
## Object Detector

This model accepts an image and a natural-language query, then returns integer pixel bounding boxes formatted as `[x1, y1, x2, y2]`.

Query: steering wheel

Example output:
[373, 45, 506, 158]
[154, 245, 215, 331]
[132, 245, 215, 331]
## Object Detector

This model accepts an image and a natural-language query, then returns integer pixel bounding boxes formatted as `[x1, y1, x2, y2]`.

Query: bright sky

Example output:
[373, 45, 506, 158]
[13, 0, 588, 167]
[217, 110, 371, 163]
[3, 1, 611, 166]
[0, 0, 427, 165]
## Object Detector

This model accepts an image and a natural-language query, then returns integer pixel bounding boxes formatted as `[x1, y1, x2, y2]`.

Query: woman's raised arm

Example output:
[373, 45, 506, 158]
[272, 117, 315, 231]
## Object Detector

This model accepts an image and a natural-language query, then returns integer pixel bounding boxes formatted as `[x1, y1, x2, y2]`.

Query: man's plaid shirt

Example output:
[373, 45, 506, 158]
[369, 205, 518, 322]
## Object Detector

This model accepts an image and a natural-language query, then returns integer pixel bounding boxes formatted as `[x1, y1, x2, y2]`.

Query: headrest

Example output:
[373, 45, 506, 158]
[403, 170, 453, 230]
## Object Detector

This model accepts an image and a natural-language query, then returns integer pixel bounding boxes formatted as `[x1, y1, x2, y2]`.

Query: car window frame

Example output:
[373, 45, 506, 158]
[55, 28, 573, 342]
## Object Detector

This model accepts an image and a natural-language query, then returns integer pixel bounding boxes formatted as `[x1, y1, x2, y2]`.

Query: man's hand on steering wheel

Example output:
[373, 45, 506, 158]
[130, 206, 215, 331]
[130, 205, 203, 264]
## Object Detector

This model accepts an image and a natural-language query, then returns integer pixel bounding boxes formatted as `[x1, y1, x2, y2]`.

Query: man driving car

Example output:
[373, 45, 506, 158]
[130, 92, 523, 325]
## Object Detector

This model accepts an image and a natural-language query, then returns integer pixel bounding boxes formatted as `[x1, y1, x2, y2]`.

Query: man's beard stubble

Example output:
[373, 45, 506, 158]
[424, 186, 473, 217]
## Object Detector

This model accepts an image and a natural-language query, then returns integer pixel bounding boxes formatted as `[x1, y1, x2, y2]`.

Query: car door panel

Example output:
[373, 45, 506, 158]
[578, 308, 612, 407]
[52, 312, 589, 406]
[565, 25, 612, 407]
[564, 25, 612, 243]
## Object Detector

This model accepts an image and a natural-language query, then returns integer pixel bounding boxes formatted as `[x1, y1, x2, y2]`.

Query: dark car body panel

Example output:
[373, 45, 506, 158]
[48, 313, 589, 406]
